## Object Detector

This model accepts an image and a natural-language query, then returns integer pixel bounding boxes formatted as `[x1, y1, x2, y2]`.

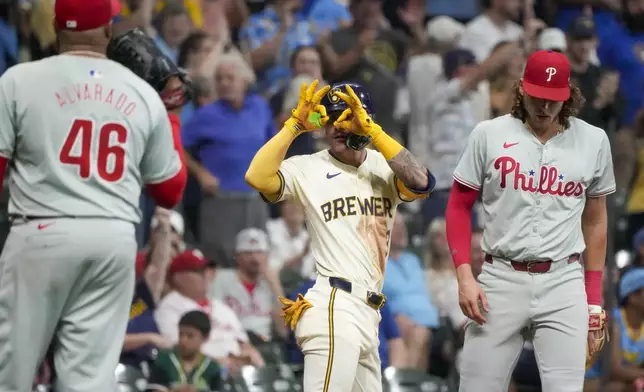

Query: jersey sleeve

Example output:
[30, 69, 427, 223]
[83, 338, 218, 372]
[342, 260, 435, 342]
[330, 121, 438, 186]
[0, 69, 17, 159]
[261, 156, 305, 204]
[453, 123, 487, 190]
[140, 105, 182, 184]
[587, 132, 616, 197]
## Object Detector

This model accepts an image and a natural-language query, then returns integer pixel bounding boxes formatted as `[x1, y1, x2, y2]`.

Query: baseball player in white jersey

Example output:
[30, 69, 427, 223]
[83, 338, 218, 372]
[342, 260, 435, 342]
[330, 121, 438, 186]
[246, 80, 435, 391]
[445, 50, 614, 391]
[0, 0, 186, 390]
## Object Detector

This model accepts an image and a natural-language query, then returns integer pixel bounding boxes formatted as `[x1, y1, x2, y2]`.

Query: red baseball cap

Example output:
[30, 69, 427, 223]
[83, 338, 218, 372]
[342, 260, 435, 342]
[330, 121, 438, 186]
[522, 50, 571, 102]
[169, 249, 208, 275]
[55, 0, 122, 32]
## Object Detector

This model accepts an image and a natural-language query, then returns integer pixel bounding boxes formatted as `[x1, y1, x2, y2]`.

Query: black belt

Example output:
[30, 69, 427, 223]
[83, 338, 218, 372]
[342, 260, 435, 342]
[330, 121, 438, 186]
[328, 277, 386, 310]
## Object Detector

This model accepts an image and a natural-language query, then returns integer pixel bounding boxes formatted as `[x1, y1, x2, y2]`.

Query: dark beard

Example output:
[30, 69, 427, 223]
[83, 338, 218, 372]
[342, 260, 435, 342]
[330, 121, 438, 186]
[624, 12, 644, 34]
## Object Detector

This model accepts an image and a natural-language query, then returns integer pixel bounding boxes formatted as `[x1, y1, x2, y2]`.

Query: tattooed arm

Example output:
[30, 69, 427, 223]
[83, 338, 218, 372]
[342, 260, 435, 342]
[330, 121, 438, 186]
[387, 148, 431, 191]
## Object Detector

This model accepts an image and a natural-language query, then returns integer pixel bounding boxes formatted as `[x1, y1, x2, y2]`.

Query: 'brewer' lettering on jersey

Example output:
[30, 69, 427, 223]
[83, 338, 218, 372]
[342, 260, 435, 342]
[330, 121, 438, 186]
[320, 196, 394, 222]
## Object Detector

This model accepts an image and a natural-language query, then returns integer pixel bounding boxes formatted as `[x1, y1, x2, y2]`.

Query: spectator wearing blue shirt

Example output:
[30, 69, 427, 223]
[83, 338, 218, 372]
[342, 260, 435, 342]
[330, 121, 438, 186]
[597, 0, 644, 126]
[384, 214, 439, 371]
[285, 278, 407, 369]
[182, 52, 275, 267]
[239, 0, 350, 97]
[153, 2, 194, 63]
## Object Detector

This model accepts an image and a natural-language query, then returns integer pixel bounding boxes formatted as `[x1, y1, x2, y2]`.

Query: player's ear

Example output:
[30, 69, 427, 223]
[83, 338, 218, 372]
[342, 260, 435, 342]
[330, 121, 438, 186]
[518, 79, 525, 97]
[104, 23, 113, 41]
[52, 17, 60, 35]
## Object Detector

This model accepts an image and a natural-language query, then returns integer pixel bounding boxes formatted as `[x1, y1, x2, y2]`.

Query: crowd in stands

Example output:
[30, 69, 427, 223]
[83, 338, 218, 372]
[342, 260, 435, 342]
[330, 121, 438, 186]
[0, 0, 643, 391]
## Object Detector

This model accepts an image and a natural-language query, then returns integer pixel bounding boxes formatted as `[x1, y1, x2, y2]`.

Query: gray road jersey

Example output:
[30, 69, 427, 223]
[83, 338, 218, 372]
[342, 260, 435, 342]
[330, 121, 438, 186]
[453, 115, 616, 261]
[208, 269, 274, 338]
[0, 55, 181, 222]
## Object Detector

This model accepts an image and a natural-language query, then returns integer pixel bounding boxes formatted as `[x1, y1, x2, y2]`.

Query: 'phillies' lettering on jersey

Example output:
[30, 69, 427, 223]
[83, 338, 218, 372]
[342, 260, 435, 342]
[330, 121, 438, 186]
[270, 149, 405, 291]
[0, 55, 181, 222]
[494, 156, 584, 197]
[209, 269, 274, 339]
[320, 196, 394, 222]
[453, 115, 616, 261]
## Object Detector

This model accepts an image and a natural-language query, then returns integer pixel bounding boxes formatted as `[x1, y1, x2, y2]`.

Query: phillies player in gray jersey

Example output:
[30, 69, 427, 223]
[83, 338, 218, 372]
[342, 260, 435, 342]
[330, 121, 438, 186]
[0, 0, 186, 391]
[446, 50, 615, 391]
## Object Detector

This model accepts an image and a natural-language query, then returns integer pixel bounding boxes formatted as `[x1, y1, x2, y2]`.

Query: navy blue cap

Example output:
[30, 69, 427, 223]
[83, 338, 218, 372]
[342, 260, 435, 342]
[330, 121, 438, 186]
[443, 49, 477, 80]
[568, 16, 596, 40]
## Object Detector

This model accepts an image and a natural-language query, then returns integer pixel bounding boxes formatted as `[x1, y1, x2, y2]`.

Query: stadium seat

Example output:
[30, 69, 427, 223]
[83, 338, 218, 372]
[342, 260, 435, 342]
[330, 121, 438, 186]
[221, 374, 250, 392]
[382, 367, 451, 392]
[237, 364, 302, 392]
[115, 363, 147, 392]
[255, 340, 286, 365]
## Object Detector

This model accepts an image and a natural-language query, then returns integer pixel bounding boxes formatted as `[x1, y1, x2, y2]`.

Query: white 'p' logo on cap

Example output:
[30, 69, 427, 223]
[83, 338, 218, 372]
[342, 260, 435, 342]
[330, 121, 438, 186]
[546, 67, 557, 82]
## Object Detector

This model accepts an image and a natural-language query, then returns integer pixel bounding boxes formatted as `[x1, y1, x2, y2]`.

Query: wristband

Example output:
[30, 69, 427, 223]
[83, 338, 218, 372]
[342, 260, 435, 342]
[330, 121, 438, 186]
[584, 270, 603, 306]
[284, 118, 304, 137]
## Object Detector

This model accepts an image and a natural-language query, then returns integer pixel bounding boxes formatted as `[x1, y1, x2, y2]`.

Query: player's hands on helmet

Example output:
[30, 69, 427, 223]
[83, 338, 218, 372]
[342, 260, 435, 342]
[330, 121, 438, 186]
[288, 79, 330, 134]
[456, 265, 488, 325]
[333, 85, 381, 137]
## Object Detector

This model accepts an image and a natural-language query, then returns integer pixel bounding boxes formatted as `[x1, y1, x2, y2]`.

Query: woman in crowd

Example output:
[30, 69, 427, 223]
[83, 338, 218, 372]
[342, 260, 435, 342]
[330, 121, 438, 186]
[182, 51, 274, 267]
[488, 40, 526, 118]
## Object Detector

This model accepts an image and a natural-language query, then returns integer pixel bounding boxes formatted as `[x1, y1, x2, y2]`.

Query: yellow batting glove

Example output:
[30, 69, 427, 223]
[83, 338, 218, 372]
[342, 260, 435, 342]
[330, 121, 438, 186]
[333, 85, 403, 160]
[332, 85, 383, 137]
[285, 80, 330, 136]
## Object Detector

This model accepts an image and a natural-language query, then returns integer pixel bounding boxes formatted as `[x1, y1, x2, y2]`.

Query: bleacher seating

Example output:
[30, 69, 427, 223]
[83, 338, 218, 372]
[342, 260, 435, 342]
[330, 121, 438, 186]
[115, 363, 147, 392]
[237, 364, 302, 392]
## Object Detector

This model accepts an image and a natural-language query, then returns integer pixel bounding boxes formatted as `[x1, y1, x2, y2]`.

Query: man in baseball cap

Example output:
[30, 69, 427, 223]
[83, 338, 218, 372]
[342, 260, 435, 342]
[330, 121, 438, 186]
[54, 0, 121, 56]
[54, 0, 121, 32]
[516, 49, 584, 133]
[521, 50, 571, 102]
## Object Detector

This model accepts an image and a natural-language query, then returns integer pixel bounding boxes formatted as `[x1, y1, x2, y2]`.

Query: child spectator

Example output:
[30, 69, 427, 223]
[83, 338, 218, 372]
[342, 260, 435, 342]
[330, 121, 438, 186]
[147, 310, 222, 392]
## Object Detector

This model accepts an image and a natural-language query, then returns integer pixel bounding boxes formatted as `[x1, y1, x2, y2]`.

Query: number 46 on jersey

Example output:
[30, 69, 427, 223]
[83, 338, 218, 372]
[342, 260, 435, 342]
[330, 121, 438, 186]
[59, 118, 128, 182]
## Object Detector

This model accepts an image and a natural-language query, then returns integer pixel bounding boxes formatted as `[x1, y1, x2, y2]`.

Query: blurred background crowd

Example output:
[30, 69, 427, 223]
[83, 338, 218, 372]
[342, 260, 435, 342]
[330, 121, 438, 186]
[0, 0, 643, 391]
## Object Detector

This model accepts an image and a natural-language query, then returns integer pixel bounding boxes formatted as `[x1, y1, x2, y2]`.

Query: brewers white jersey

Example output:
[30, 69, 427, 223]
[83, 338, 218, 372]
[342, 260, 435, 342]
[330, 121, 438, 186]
[454, 114, 616, 261]
[0, 55, 181, 222]
[272, 149, 404, 291]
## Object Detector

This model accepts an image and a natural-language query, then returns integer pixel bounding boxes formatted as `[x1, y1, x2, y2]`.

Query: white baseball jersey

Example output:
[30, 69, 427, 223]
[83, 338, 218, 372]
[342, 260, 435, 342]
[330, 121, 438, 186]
[272, 149, 405, 291]
[0, 55, 181, 222]
[454, 114, 616, 261]
[209, 268, 274, 338]
[155, 291, 249, 359]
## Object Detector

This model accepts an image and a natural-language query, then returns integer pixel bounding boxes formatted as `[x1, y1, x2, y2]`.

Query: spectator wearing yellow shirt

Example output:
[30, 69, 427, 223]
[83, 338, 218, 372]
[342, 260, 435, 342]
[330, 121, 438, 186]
[119, 0, 204, 27]
[625, 110, 644, 249]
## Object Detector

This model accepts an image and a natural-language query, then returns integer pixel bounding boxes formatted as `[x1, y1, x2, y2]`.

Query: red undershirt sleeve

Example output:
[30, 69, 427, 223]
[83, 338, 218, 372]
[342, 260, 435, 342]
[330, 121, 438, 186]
[0, 157, 7, 191]
[446, 180, 480, 268]
[145, 113, 187, 208]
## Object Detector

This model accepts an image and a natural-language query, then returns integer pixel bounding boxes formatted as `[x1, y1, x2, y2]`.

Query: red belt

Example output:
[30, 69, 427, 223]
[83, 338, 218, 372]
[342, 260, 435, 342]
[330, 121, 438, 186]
[484, 253, 580, 274]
